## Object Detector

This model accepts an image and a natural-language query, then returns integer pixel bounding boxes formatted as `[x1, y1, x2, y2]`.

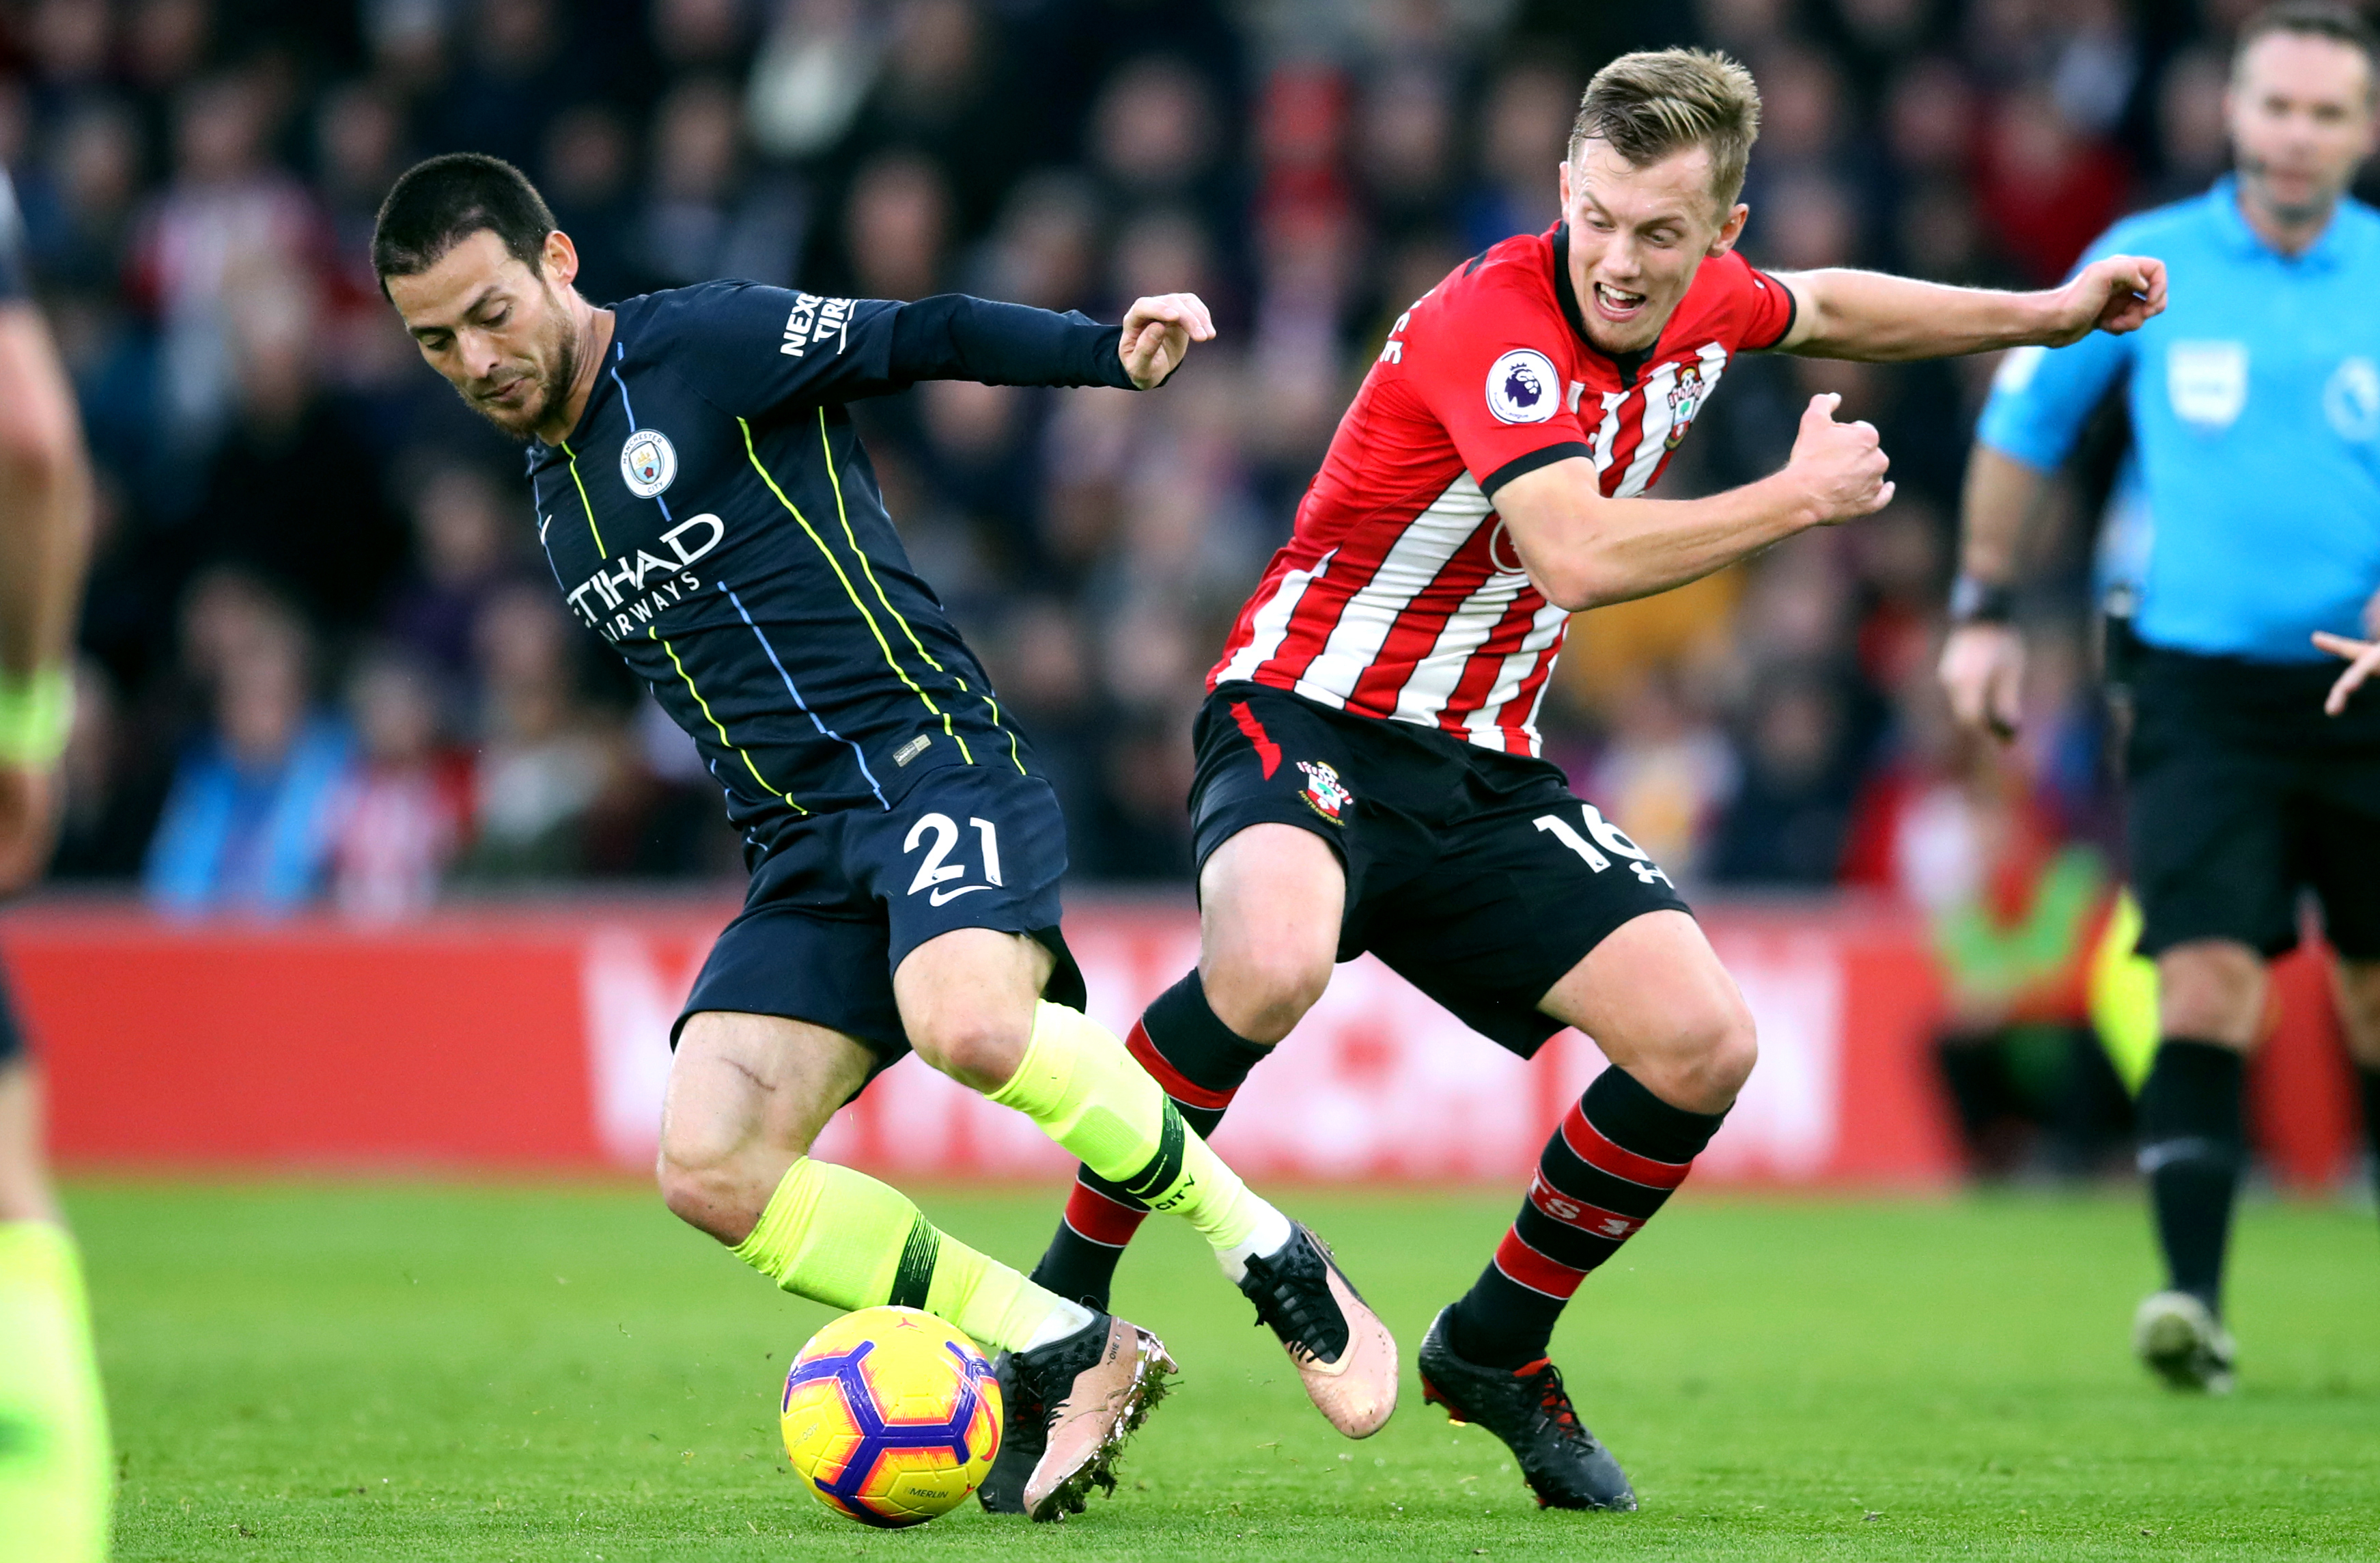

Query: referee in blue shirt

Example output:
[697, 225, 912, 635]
[1942, 1, 2380, 1394]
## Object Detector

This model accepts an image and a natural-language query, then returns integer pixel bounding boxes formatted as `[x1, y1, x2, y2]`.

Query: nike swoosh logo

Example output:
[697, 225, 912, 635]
[928, 884, 994, 906]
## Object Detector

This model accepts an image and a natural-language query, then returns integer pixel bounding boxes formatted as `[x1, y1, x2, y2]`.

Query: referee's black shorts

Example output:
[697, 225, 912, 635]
[2127, 646, 2380, 959]
[1188, 682, 1690, 1057]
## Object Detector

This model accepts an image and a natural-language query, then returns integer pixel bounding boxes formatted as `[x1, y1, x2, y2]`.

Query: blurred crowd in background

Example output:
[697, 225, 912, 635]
[0, 0, 2309, 1049]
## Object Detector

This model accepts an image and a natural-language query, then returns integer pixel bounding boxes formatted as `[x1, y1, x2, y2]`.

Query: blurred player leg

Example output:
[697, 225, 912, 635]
[2327, 959, 2380, 1213]
[1028, 823, 1339, 1310]
[0, 1000, 111, 1563]
[2131, 941, 2260, 1392]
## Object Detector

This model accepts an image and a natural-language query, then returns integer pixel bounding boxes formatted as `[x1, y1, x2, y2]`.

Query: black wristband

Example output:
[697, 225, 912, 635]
[1948, 574, 2016, 624]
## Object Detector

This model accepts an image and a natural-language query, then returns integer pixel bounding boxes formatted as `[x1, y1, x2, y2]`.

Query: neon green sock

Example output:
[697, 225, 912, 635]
[730, 1159, 1077, 1353]
[989, 1001, 1274, 1251]
[0, 1221, 111, 1563]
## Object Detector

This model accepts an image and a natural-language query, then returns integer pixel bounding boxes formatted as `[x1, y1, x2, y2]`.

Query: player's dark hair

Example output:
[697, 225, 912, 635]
[2235, 1, 2380, 94]
[370, 152, 557, 296]
[1569, 49, 1762, 211]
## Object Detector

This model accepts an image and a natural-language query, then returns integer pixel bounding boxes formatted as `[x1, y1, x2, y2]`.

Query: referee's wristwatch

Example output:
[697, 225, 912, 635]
[1948, 574, 2016, 626]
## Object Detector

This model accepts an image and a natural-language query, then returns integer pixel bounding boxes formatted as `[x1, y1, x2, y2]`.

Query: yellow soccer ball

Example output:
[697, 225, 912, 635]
[779, 1305, 1003, 1527]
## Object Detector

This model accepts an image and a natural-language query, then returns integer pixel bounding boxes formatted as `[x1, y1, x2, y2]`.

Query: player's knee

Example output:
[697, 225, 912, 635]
[2156, 941, 2265, 1045]
[654, 1107, 772, 1245]
[910, 1012, 1032, 1095]
[655, 1140, 748, 1244]
[1648, 989, 1758, 1115]
[1202, 943, 1330, 1045]
[1700, 1000, 1760, 1101]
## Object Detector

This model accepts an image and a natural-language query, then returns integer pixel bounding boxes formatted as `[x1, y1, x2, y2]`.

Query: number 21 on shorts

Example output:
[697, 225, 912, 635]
[1535, 804, 1672, 887]
[904, 812, 1004, 905]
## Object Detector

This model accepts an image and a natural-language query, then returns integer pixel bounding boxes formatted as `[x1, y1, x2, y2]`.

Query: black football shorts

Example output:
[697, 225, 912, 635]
[1189, 681, 1692, 1057]
[676, 763, 1086, 1075]
[2127, 647, 2380, 960]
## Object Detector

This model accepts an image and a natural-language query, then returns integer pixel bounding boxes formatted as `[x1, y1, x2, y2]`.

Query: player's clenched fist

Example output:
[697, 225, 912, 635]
[1787, 392, 1894, 524]
[1118, 292, 1214, 389]
[2042, 254, 2168, 345]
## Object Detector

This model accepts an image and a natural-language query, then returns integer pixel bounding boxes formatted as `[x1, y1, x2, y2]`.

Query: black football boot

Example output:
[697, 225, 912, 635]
[1416, 1305, 1637, 1511]
[974, 1349, 1041, 1514]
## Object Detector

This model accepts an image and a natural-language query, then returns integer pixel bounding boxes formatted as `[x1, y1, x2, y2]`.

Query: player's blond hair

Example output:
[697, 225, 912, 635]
[1568, 49, 1762, 210]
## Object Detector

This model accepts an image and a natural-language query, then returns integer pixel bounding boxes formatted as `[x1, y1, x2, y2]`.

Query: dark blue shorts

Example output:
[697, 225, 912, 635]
[675, 764, 1085, 1073]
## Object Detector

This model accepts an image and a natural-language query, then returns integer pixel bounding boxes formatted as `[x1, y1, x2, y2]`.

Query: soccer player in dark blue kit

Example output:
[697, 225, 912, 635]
[371, 154, 1395, 1521]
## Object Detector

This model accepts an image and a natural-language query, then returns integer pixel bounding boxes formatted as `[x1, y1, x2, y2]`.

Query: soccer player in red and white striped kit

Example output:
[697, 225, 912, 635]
[990, 47, 2168, 1512]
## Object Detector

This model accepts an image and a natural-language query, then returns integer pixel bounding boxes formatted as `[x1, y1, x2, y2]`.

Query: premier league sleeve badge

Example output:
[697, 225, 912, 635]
[1485, 348, 1560, 424]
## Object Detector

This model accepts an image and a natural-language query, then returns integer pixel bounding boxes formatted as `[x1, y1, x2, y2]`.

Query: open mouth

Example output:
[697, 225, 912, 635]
[1593, 281, 1649, 318]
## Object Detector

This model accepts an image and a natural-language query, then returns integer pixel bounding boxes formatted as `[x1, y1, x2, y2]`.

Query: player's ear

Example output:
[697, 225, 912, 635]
[1707, 202, 1749, 258]
[541, 228, 581, 292]
[1558, 159, 1573, 213]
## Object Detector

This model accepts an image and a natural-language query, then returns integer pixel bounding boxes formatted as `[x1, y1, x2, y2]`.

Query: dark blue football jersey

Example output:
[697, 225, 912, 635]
[522, 281, 1137, 851]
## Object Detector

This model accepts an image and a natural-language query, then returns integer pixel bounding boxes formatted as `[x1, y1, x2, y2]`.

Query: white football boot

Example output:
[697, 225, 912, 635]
[2133, 1290, 2237, 1394]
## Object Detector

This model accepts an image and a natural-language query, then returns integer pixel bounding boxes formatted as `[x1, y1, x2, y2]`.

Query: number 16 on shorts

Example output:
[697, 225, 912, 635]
[1536, 803, 1672, 887]
[905, 812, 1004, 905]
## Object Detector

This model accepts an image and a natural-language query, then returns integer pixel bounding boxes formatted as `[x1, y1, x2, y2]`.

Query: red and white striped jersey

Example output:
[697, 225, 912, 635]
[1209, 223, 1796, 756]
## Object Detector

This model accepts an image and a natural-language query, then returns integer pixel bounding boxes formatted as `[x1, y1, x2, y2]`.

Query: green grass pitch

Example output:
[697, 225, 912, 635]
[72, 1179, 2380, 1560]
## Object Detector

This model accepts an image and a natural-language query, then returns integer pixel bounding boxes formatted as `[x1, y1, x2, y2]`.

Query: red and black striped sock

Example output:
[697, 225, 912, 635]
[1026, 971, 1271, 1310]
[1447, 1066, 1725, 1370]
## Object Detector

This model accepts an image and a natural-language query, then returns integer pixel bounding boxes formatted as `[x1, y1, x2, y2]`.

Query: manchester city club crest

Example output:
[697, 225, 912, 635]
[620, 429, 678, 499]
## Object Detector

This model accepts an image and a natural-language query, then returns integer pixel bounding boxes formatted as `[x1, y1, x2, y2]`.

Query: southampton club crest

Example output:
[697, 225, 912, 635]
[620, 428, 678, 499]
[1664, 362, 1709, 450]
[1296, 760, 1352, 825]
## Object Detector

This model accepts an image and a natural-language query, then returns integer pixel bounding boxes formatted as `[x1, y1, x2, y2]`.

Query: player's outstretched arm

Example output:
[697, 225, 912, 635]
[0, 306, 93, 895]
[1497, 391, 1889, 611]
[881, 292, 1213, 394]
[1768, 255, 2167, 362]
